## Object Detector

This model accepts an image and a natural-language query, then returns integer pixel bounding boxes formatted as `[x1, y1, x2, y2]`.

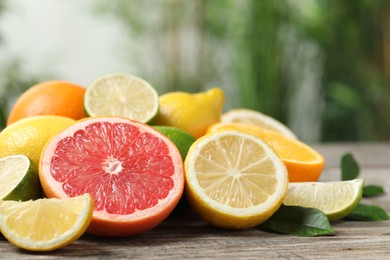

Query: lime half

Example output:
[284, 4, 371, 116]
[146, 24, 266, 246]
[84, 73, 159, 123]
[0, 155, 42, 201]
[283, 179, 364, 221]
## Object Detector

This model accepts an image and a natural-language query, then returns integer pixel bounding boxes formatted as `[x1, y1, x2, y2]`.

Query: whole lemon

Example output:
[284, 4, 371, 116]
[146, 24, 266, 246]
[0, 116, 76, 166]
[154, 88, 225, 138]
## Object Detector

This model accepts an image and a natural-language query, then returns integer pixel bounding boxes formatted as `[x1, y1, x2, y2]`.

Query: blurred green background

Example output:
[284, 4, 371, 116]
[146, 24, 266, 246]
[1, 0, 390, 142]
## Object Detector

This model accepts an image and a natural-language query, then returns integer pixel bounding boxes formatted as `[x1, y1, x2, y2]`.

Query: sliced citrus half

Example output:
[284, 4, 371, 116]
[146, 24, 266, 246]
[283, 179, 364, 222]
[221, 108, 297, 139]
[0, 194, 93, 251]
[39, 117, 184, 237]
[185, 130, 288, 229]
[0, 154, 42, 201]
[207, 122, 325, 182]
[84, 73, 159, 123]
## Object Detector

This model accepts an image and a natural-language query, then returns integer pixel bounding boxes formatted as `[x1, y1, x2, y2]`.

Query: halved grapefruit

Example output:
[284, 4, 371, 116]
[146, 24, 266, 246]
[39, 117, 184, 237]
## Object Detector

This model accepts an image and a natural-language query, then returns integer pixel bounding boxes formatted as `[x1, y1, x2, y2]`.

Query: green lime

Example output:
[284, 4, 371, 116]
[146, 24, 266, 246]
[0, 155, 43, 201]
[283, 179, 364, 222]
[84, 73, 159, 124]
[153, 126, 196, 214]
[153, 126, 196, 160]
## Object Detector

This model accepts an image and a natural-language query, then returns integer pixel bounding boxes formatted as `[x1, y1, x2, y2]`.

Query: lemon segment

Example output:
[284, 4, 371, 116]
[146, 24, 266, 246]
[283, 179, 364, 221]
[0, 194, 94, 251]
[185, 130, 288, 229]
[84, 73, 159, 123]
[0, 155, 42, 201]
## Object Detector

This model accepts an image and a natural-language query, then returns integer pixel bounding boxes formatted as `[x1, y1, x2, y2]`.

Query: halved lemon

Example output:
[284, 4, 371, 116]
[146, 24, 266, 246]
[185, 130, 288, 229]
[0, 194, 93, 251]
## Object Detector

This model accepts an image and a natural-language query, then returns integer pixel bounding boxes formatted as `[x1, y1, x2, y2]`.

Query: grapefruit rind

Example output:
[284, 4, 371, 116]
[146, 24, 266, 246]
[39, 117, 184, 237]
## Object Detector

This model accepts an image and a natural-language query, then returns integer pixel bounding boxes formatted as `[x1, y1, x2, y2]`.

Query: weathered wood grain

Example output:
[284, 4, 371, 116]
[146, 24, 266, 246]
[0, 143, 389, 259]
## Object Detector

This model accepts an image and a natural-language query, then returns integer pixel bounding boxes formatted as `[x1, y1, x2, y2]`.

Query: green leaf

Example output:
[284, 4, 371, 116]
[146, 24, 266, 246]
[260, 205, 334, 237]
[346, 204, 389, 221]
[341, 153, 360, 180]
[363, 185, 385, 197]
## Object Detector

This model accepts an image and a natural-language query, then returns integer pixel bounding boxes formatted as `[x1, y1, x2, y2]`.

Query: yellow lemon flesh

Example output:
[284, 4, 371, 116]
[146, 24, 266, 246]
[0, 115, 76, 166]
[185, 130, 288, 229]
[154, 87, 224, 139]
[0, 194, 94, 251]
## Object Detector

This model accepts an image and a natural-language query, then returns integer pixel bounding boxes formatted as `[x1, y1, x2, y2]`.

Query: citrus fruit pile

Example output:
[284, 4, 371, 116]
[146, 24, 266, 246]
[0, 73, 363, 251]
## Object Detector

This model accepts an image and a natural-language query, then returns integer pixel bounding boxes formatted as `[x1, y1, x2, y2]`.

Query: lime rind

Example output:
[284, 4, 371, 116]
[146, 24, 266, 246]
[0, 155, 43, 201]
[152, 126, 196, 160]
[283, 179, 364, 222]
[84, 73, 159, 124]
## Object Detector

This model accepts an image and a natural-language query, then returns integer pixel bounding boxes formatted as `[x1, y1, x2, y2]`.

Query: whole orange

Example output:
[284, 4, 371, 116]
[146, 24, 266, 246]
[7, 81, 86, 125]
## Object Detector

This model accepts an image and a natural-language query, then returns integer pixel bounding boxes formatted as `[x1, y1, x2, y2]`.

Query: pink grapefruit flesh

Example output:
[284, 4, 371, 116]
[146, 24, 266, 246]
[39, 117, 184, 237]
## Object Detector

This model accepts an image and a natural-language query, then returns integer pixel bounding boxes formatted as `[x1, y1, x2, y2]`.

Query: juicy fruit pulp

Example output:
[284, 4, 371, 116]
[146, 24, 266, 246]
[0, 194, 93, 251]
[185, 130, 288, 229]
[39, 117, 184, 237]
[0, 155, 42, 201]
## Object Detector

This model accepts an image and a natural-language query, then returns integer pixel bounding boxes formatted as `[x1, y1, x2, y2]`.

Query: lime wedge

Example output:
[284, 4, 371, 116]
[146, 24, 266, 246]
[283, 179, 364, 221]
[0, 155, 42, 201]
[84, 73, 159, 123]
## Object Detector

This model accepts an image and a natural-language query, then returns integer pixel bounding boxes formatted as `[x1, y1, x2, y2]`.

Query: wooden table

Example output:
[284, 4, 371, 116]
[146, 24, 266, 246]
[1, 143, 389, 259]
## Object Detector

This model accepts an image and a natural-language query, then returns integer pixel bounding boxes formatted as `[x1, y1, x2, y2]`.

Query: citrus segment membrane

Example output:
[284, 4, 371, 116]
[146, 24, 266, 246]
[194, 134, 278, 208]
[40, 117, 184, 237]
